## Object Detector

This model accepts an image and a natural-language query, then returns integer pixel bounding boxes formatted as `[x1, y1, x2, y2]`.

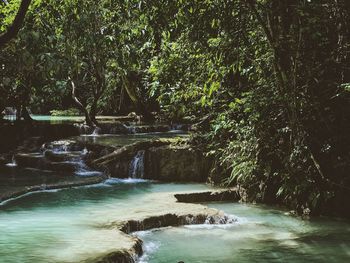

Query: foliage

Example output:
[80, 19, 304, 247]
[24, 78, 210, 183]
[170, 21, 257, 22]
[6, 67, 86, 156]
[50, 108, 80, 116]
[1, 0, 350, 216]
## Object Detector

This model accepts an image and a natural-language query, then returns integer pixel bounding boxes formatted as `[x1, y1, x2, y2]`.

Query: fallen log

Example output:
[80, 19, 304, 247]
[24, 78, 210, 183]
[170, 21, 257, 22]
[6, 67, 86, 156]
[92, 139, 172, 167]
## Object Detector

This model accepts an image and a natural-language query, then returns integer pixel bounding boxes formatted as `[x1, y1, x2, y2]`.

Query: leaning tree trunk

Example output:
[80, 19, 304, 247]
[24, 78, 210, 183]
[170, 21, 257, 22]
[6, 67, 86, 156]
[92, 139, 172, 167]
[0, 0, 32, 48]
[89, 76, 104, 126]
[69, 78, 96, 128]
[122, 74, 154, 121]
[89, 94, 100, 125]
[21, 105, 33, 122]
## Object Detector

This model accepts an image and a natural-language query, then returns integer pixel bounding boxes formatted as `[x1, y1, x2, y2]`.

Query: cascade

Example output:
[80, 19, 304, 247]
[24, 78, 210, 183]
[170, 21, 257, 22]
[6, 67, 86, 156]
[5, 155, 17, 167]
[92, 127, 101, 135]
[129, 150, 145, 178]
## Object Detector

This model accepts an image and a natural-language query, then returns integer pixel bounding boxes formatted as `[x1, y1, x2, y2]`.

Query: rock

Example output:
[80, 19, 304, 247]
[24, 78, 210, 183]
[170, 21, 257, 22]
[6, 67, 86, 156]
[96, 122, 130, 134]
[131, 124, 171, 133]
[43, 140, 85, 152]
[0, 155, 7, 166]
[92, 139, 172, 167]
[44, 150, 81, 162]
[121, 213, 207, 233]
[74, 123, 94, 134]
[15, 153, 46, 168]
[144, 145, 213, 182]
[47, 161, 79, 172]
[174, 189, 241, 203]
[86, 238, 142, 263]
[92, 140, 213, 182]
[0, 123, 80, 154]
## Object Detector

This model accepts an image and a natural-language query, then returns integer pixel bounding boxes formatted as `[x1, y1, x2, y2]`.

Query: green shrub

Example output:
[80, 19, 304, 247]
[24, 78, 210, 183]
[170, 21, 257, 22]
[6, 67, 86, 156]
[50, 108, 80, 116]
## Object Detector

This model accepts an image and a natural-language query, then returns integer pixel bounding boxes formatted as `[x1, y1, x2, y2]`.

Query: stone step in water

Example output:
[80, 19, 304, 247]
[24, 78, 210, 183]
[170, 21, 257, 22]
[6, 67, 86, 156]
[15, 153, 82, 173]
[15, 153, 46, 169]
[42, 140, 85, 152]
[44, 150, 84, 162]
[47, 161, 81, 172]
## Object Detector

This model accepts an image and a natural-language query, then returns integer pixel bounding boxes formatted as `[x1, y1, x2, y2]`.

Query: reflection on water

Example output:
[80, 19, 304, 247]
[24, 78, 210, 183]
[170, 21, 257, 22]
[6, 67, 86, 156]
[138, 202, 350, 263]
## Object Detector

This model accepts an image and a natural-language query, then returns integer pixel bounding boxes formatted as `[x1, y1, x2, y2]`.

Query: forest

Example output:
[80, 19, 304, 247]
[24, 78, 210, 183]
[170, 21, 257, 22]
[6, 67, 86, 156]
[1, 0, 350, 216]
[0, 1, 350, 262]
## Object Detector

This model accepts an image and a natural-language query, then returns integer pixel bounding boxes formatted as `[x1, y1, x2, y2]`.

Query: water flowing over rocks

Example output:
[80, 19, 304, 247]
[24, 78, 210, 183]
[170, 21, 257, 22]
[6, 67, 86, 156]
[92, 139, 213, 182]
[93, 191, 238, 263]
[0, 123, 241, 263]
[84, 237, 143, 263]
[0, 139, 107, 203]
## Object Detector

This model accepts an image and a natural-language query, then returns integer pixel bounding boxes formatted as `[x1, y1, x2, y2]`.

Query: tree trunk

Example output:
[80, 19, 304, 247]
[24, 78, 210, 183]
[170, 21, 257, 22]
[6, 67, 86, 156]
[15, 105, 21, 121]
[118, 86, 125, 112]
[0, 0, 32, 48]
[89, 94, 100, 125]
[92, 139, 172, 167]
[122, 74, 154, 121]
[69, 78, 96, 128]
[21, 105, 33, 122]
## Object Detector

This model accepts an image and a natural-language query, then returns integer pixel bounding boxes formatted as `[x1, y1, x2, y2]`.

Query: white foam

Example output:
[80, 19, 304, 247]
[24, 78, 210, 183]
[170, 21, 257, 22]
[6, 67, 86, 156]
[137, 241, 161, 263]
[5, 155, 17, 167]
[104, 178, 151, 185]
[5, 162, 17, 167]
[75, 171, 103, 177]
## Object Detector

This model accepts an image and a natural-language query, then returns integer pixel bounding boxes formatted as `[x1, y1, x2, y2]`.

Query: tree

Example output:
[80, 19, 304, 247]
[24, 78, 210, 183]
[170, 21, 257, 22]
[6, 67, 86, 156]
[0, 0, 32, 47]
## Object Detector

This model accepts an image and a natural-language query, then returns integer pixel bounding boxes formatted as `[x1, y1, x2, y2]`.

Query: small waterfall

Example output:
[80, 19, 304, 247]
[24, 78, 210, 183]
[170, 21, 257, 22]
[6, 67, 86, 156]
[126, 125, 136, 134]
[92, 127, 101, 135]
[82, 147, 88, 155]
[129, 150, 145, 178]
[5, 155, 17, 167]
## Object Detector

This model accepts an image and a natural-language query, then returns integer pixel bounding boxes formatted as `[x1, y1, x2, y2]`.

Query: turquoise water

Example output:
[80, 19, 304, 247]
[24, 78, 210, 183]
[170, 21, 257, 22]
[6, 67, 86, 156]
[0, 180, 212, 263]
[1, 180, 349, 262]
[4, 115, 84, 123]
[138, 202, 350, 263]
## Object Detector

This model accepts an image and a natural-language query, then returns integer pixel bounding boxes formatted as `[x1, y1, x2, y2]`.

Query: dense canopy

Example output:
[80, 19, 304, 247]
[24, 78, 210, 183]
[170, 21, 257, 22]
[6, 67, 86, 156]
[1, 0, 350, 216]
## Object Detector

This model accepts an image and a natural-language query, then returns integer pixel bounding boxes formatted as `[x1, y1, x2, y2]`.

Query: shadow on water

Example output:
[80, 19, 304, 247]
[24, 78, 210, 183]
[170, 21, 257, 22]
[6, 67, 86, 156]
[137, 202, 350, 263]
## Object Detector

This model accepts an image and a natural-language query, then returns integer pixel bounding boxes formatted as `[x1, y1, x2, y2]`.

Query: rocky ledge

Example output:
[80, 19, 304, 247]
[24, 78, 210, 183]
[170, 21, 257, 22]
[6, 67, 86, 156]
[174, 188, 241, 203]
[0, 175, 106, 204]
[92, 139, 213, 182]
[85, 190, 237, 263]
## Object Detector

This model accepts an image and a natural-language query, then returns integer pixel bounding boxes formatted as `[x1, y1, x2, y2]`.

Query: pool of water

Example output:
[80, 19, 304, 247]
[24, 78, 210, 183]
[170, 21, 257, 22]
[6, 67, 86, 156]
[3, 115, 84, 123]
[1, 179, 349, 263]
[138, 202, 350, 263]
[0, 180, 212, 262]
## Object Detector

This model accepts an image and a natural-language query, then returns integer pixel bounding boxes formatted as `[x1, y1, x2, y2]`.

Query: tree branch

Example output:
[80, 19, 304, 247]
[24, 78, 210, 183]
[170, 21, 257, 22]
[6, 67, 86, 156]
[0, 0, 32, 48]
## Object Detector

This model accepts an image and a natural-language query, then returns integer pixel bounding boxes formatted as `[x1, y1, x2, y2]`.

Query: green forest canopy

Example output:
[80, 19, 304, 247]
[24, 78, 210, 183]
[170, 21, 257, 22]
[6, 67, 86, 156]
[0, 0, 349, 216]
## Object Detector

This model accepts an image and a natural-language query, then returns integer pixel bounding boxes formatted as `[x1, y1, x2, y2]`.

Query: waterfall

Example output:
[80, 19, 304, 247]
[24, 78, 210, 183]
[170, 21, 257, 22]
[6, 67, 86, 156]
[126, 125, 136, 134]
[129, 150, 145, 178]
[92, 127, 101, 135]
[5, 155, 17, 167]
